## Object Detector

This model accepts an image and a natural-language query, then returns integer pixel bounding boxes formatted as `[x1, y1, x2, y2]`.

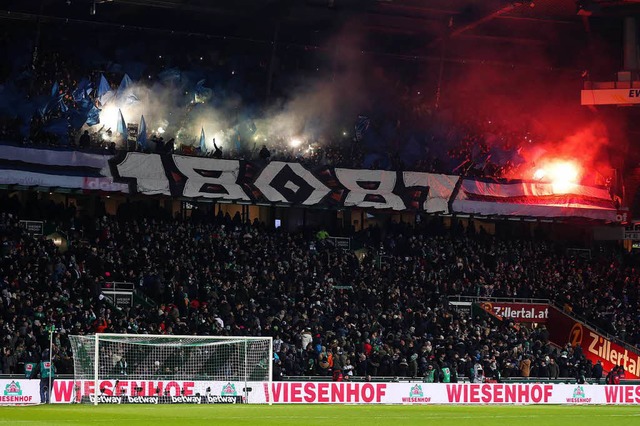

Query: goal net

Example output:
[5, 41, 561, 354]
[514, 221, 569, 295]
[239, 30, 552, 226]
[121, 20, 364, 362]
[69, 334, 272, 404]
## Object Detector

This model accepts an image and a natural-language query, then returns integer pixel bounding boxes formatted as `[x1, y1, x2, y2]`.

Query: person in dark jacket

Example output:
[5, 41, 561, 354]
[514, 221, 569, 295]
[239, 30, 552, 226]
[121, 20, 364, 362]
[79, 130, 91, 149]
[548, 357, 559, 379]
[538, 360, 550, 378]
[592, 360, 603, 384]
[259, 145, 271, 161]
[212, 138, 222, 159]
[606, 366, 620, 384]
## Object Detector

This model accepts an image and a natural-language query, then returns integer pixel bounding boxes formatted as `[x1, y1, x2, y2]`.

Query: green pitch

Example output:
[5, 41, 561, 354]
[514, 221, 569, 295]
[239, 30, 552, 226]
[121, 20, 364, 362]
[0, 404, 639, 426]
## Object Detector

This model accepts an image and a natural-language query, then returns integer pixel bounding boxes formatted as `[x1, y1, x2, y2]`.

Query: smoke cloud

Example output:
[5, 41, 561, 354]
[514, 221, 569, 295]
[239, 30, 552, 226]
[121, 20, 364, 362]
[91, 15, 620, 186]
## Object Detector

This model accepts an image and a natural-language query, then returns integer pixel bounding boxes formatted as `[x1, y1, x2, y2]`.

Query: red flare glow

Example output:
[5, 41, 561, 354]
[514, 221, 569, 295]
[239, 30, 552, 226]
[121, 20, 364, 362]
[532, 160, 581, 194]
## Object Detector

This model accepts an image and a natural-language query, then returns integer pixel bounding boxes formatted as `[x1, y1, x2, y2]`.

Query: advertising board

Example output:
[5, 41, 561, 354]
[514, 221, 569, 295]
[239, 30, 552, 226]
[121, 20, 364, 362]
[477, 302, 549, 323]
[547, 307, 640, 379]
[3, 379, 640, 405]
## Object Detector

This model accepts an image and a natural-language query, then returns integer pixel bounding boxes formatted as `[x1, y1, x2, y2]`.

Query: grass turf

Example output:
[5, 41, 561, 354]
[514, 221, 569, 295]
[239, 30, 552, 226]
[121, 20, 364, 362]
[0, 404, 639, 426]
[0, 405, 640, 426]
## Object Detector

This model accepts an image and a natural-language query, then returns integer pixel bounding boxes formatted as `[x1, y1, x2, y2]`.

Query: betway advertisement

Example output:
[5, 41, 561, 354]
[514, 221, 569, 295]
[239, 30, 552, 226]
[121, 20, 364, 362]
[3, 379, 640, 405]
[47, 379, 246, 404]
[477, 302, 549, 323]
[548, 307, 640, 379]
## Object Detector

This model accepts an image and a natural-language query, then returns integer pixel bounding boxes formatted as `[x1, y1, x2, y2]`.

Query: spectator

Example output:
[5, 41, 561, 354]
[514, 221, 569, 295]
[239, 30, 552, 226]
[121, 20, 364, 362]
[519, 355, 531, 378]
[592, 360, 603, 384]
[548, 358, 559, 380]
[538, 358, 550, 379]
[34, 351, 56, 404]
[79, 130, 91, 149]
[212, 139, 222, 159]
[0, 198, 636, 382]
[259, 145, 271, 161]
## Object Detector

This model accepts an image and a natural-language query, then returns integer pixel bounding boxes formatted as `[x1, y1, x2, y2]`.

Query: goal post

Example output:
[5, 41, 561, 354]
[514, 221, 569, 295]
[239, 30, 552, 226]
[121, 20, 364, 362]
[69, 334, 273, 405]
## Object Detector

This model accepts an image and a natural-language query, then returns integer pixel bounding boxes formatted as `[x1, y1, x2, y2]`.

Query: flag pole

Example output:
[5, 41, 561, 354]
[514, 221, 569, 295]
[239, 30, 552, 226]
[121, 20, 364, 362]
[48, 325, 55, 403]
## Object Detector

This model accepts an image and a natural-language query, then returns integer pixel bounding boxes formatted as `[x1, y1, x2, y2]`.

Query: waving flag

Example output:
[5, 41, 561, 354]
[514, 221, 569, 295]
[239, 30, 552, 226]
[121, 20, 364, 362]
[38, 93, 64, 118]
[116, 109, 127, 141]
[138, 115, 148, 149]
[199, 127, 207, 153]
[65, 97, 97, 129]
[86, 105, 101, 126]
[72, 78, 92, 102]
[98, 74, 110, 96]
[97, 74, 112, 104]
[118, 74, 133, 94]
[51, 81, 60, 97]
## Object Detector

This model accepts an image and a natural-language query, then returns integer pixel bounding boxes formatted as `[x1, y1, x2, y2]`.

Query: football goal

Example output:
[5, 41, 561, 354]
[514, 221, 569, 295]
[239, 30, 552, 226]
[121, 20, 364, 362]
[69, 334, 272, 404]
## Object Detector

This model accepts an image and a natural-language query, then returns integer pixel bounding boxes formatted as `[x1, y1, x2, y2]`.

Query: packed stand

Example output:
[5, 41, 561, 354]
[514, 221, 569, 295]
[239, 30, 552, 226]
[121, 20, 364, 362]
[2, 197, 637, 383]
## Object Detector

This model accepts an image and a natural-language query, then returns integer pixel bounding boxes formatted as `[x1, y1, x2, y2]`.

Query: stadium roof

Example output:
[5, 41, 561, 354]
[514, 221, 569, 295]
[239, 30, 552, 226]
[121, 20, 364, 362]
[1, 0, 635, 68]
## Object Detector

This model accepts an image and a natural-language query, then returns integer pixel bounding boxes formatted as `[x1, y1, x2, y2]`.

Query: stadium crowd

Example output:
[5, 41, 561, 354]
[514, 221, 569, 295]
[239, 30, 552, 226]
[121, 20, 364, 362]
[1, 195, 637, 384]
[0, 23, 538, 179]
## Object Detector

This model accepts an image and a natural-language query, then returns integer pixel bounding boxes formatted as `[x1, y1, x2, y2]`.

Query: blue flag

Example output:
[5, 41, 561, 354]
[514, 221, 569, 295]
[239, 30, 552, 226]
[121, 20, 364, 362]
[97, 74, 111, 104]
[69, 110, 88, 129]
[72, 78, 91, 102]
[39, 93, 64, 118]
[199, 127, 207, 152]
[138, 115, 147, 149]
[51, 81, 59, 98]
[118, 74, 133, 93]
[116, 109, 127, 140]
[65, 97, 97, 129]
[86, 105, 101, 126]
[98, 74, 110, 96]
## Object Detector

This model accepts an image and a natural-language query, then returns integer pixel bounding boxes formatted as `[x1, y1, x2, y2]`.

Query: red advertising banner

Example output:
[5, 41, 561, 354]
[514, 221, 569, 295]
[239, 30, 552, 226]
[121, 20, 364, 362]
[547, 307, 640, 379]
[477, 302, 549, 323]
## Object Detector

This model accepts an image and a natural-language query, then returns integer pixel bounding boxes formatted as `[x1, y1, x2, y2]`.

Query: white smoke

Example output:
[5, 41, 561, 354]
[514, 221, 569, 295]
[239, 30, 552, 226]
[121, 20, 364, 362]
[91, 27, 370, 154]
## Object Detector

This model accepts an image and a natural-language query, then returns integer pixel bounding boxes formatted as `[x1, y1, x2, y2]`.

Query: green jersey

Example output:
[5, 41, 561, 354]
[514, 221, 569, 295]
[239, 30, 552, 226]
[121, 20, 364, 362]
[40, 361, 55, 379]
[440, 367, 451, 383]
[424, 369, 436, 383]
[25, 362, 37, 379]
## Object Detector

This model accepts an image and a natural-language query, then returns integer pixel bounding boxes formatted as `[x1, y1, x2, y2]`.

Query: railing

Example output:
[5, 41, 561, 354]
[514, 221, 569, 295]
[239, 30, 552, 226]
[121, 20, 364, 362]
[103, 281, 134, 292]
[18, 219, 44, 235]
[98, 292, 125, 316]
[327, 236, 351, 250]
[566, 248, 592, 260]
[281, 375, 597, 384]
[101, 281, 134, 308]
[134, 288, 157, 309]
[0, 373, 597, 384]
